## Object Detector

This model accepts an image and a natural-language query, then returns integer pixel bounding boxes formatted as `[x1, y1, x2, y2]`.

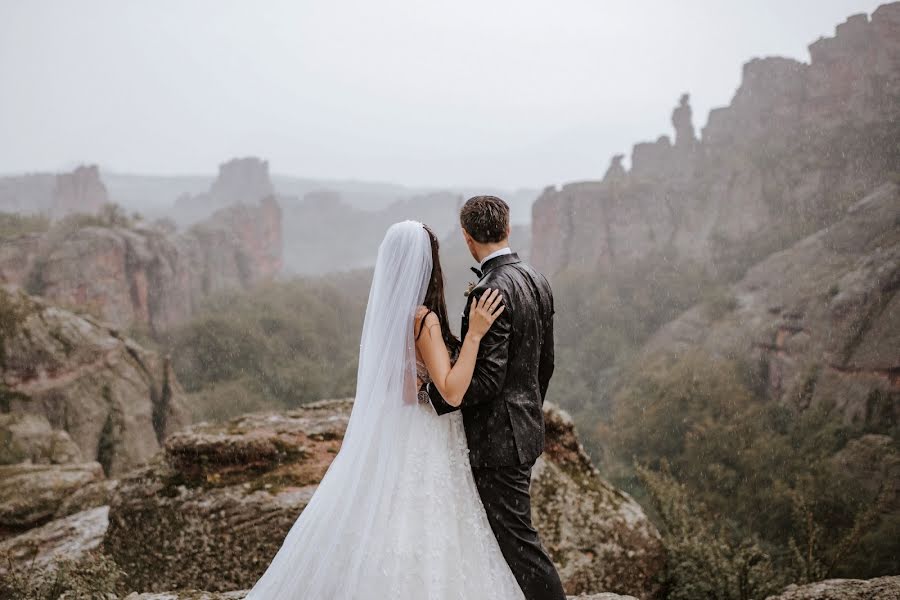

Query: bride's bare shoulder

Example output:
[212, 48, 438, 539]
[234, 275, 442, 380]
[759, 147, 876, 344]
[414, 306, 439, 338]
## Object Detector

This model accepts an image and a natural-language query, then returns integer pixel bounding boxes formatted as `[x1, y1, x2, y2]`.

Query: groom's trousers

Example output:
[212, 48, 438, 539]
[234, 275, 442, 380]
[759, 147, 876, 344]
[472, 461, 567, 600]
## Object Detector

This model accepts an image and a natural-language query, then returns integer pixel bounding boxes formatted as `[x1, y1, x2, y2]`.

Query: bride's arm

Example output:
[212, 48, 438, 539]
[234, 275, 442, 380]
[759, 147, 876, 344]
[415, 290, 504, 408]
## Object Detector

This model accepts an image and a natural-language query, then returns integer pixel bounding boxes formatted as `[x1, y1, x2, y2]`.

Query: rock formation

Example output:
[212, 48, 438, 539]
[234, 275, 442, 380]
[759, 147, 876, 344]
[764, 576, 900, 599]
[532, 3, 900, 278]
[0, 287, 190, 476]
[0, 462, 104, 534]
[632, 183, 899, 430]
[0, 505, 109, 574]
[671, 93, 696, 148]
[208, 158, 274, 207]
[0, 165, 107, 219]
[101, 400, 663, 597]
[92, 577, 900, 600]
[173, 157, 277, 225]
[51, 165, 109, 216]
[0, 193, 282, 334]
[121, 593, 640, 600]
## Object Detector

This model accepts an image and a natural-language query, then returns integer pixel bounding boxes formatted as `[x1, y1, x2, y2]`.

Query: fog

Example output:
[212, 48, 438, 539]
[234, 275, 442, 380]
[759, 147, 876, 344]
[0, 0, 884, 188]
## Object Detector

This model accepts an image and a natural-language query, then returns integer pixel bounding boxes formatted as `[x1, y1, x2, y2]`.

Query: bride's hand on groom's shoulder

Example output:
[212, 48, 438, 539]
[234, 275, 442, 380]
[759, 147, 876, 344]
[468, 288, 505, 342]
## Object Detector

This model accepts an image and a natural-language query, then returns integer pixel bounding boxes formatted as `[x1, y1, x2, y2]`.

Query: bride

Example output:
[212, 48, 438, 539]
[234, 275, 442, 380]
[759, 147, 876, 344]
[244, 220, 525, 599]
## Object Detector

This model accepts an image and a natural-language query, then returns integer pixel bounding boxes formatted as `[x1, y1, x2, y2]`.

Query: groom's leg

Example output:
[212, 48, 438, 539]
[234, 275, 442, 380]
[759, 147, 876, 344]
[472, 462, 566, 600]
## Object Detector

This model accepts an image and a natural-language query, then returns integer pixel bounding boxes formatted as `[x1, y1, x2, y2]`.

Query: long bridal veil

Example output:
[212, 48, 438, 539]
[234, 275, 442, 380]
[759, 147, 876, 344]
[244, 220, 433, 598]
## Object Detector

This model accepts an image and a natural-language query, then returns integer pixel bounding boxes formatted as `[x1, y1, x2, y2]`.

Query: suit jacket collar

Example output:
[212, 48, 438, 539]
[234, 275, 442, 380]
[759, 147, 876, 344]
[481, 251, 520, 275]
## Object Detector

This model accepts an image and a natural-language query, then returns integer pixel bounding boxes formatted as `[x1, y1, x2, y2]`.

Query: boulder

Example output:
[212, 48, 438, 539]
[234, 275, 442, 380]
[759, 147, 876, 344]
[0, 412, 83, 465]
[764, 575, 900, 599]
[123, 594, 249, 600]
[534, 405, 664, 597]
[0, 506, 108, 574]
[104, 400, 350, 594]
[1, 287, 190, 475]
[104, 400, 664, 597]
[0, 461, 103, 534]
[121, 593, 639, 600]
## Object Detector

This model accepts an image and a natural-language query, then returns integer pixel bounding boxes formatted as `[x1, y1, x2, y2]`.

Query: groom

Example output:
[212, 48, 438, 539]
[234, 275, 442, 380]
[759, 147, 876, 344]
[426, 195, 566, 600]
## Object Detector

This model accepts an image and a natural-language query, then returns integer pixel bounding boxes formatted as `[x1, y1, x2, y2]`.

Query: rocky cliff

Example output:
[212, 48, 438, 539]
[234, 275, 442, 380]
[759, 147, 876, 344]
[172, 158, 276, 226]
[532, 3, 900, 279]
[764, 576, 900, 599]
[632, 182, 899, 431]
[98, 400, 662, 598]
[0, 287, 189, 479]
[0, 173, 282, 334]
[116, 577, 900, 600]
[122, 593, 640, 600]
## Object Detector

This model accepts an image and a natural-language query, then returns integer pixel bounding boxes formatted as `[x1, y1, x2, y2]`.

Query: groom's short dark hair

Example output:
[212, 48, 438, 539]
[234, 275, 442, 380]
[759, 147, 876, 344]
[460, 195, 509, 243]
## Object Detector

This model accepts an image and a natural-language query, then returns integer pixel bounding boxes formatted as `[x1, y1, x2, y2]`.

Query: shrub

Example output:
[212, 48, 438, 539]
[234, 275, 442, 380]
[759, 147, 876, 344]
[637, 463, 785, 600]
[611, 350, 896, 580]
[163, 272, 370, 420]
[0, 212, 50, 238]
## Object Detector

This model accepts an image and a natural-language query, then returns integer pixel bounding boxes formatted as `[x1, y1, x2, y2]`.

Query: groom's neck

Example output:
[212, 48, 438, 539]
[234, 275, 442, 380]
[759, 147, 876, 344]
[474, 240, 510, 263]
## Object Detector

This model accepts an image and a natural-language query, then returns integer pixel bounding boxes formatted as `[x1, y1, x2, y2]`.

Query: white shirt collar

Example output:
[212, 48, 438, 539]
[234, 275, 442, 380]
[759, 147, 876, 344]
[480, 247, 512, 269]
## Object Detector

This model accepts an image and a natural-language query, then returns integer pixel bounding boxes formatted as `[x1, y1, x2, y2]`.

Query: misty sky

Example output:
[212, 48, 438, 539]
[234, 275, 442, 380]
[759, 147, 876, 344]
[0, 0, 886, 188]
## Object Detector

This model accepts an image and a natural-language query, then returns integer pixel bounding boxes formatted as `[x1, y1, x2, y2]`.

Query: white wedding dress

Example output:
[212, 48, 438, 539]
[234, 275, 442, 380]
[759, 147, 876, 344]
[244, 221, 526, 600]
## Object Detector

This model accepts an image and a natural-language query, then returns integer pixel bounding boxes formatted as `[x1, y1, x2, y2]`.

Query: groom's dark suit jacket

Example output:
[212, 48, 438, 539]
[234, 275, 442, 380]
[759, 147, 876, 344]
[428, 252, 555, 468]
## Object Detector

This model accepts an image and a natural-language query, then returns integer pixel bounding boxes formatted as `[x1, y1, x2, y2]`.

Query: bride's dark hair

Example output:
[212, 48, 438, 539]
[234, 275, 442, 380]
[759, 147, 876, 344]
[421, 225, 461, 353]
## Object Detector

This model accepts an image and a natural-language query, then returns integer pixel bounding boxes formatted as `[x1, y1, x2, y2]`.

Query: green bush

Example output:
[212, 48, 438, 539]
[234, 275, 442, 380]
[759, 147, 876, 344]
[610, 350, 897, 580]
[637, 463, 785, 600]
[638, 462, 891, 599]
[0, 212, 50, 238]
[162, 272, 371, 421]
[548, 248, 713, 421]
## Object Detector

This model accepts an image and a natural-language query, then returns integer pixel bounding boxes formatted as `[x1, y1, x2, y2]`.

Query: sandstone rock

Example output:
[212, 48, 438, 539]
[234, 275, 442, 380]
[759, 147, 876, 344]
[1, 287, 190, 475]
[0, 166, 105, 219]
[185, 195, 283, 286]
[121, 593, 639, 600]
[764, 575, 900, 599]
[52, 165, 109, 217]
[0, 412, 83, 465]
[209, 158, 274, 207]
[103, 399, 350, 593]
[602, 155, 627, 185]
[54, 478, 118, 519]
[534, 406, 664, 598]
[123, 594, 250, 600]
[635, 183, 900, 428]
[173, 157, 276, 226]
[0, 232, 42, 286]
[104, 400, 663, 597]
[1, 157, 283, 333]
[0, 505, 108, 574]
[671, 93, 697, 147]
[0, 461, 103, 533]
[532, 6, 900, 278]
[3, 197, 282, 333]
